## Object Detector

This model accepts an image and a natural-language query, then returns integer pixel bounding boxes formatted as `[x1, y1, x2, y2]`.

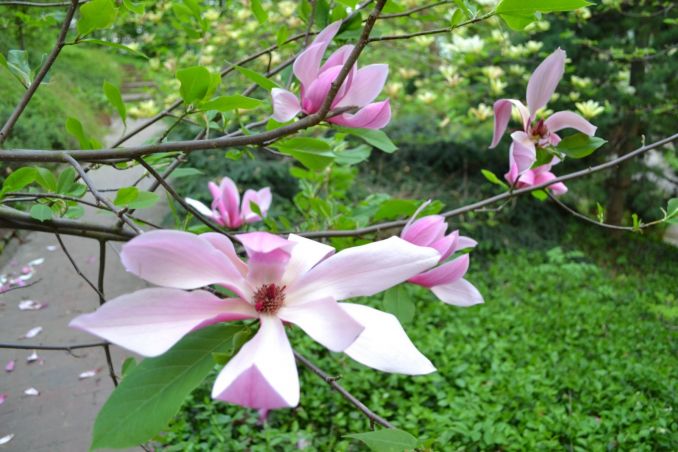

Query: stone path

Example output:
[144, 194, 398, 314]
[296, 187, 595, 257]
[0, 118, 166, 451]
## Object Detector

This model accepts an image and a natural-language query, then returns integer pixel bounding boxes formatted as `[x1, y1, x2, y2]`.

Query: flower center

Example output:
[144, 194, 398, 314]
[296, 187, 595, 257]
[531, 119, 549, 140]
[253, 283, 286, 314]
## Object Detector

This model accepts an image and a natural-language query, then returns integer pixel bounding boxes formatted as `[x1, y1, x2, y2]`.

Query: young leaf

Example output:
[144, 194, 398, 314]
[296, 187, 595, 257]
[103, 81, 127, 124]
[114, 187, 139, 206]
[127, 191, 159, 209]
[90, 324, 245, 449]
[56, 168, 77, 194]
[481, 169, 509, 190]
[3, 50, 32, 87]
[65, 117, 99, 150]
[1, 167, 37, 196]
[345, 428, 418, 452]
[34, 168, 58, 192]
[235, 65, 280, 90]
[176, 66, 213, 105]
[383, 285, 415, 324]
[335, 145, 372, 166]
[496, 0, 592, 30]
[666, 198, 678, 224]
[251, 0, 268, 24]
[531, 189, 548, 201]
[276, 28, 289, 47]
[339, 127, 397, 153]
[200, 95, 263, 112]
[30, 204, 53, 222]
[122, 0, 145, 14]
[77, 0, 119, 36]
[555, 133, 607, 159]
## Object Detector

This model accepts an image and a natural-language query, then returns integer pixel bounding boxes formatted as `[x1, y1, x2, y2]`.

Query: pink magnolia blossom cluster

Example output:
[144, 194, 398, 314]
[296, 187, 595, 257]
[185, 177, 271, 229]
[71, 230, 452, 410]
[401, 215, 483, 307]
[490, 48, 598, 195]
[271, 21, 391, 129]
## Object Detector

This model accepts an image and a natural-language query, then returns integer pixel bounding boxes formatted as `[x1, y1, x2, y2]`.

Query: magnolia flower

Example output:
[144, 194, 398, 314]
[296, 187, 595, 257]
[185, 177, 271, 229]
[489, 48, 597, 190]
[505, 157, 568, 196]
[271, 21, 391, 129]
[401, 215, 483, 307]
[70, 230, 440, 410]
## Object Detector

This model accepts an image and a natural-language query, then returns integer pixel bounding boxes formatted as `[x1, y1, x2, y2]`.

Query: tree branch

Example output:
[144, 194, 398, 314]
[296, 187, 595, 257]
[97, 240, 118, 386]
[0, 0, 79, 145]
[294, 350, 395, 429]
[54, 232, 105, 299]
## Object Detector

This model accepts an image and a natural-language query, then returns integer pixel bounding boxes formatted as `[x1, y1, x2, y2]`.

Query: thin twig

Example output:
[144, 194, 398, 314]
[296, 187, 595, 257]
[304, 0, 318, 46]
[62, 154, 143, 233]
[0, 0, 85, 6]
[0, 278, 42, 294]
[0, 342, 108, 350]
[98, 239, 119, 386]
[0, 0, 79, 145]
[294, 350, 395, 429]
[54, 232, 105, 299]
[369, 12, 495, 42]
[378, 1, 451, 19]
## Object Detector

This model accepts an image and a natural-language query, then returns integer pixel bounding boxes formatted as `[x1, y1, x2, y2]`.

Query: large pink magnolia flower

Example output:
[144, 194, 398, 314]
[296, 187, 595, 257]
[401, 215, 483, 307]
[504, 157, 568, 196]
[271, 21, 391, 129]
[70, 230, 440, 410]
[489, 48, 597, 193]
[185, 177, 271, 229]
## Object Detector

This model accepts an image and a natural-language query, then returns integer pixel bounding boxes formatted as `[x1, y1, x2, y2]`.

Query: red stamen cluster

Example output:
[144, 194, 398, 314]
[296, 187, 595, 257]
[531, 119, 549, 140]
[253, 283, 286, 314]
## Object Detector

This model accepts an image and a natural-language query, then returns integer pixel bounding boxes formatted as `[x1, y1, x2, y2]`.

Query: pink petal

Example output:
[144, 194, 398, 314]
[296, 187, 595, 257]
[509, 133, 537, 174]
[217, 177, 242, 229]
[288, 236, 439, 304]
[430, 231, 459, 262]
[121, 230, 248, 295]
[199, 232, 248, 276]
[334, 64, 389, 109]
[456, 236, 478, 251]
[430, 278, 484, 307]
[69, 288, 256, 357]
[281, 234, 334, 285]
[526, 48, 566, 117]
[409, 254, 469, 288]
[236, 232, 294, 286]
[341, 303, 435, 374]
[329, 99, 391, 129]
[0, 393, 6, 405]
[5, 360, 15, 372]
[212, 316, 299, 409]
[533, 170, 568, 195]
[271, 88, 302, 122]
[320, 44, 354, 74]
[241, 187, 272, 223]
[278, 298, 364, 352]
[301, 65, 342, 113]
[400, 215, 447, 247]
[22, 326, 42, 339]
[490, 99, 530, 148]
[184, 197, 214, 217]
[293, 21, 342, 88]
[544, 110, 597, 136]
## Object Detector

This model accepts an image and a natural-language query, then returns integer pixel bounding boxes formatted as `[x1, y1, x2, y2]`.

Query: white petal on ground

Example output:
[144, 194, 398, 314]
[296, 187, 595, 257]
[0, 434, 15, 445]
[26, 351, 39, 363]
[18, 300, 46, 311]
[27, 258, 45, 267]
[0, 393, 7, 405]
[22, 326, 43, 339]
[5, 360, 15, 372]
[24, 387, 39, 396]
[78, 369, 99, 379]
[46, 245, 57, 251]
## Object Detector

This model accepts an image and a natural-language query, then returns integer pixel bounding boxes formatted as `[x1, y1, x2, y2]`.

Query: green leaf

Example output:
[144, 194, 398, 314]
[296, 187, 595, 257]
[276, 28, 289, 47]
[1, 167, 37, 196]
[200, 95, 263, 112]
[345, 428, 418, 452]
[339, 127, 398, 153]
[496, 0, 592, 30]
[66, 117, 99, 150]
[103, 81, 127, 124]
[275, 137, 332, 153]
[335, 145, 372, 166]
[114, 186, 139, 206]
[2, 50, 32, 87]
[56, 167, 77, 194]
[251, 0, 268, 24]
[90, 324, 244, 449]
[288, 150, 335, 171]
[235, 66, 280, 90]
[666, 198, 678, 223]
[78, 39, 149, 59]
[450, 8, 465, 27]
[65, 204, 85, 219]
[128, 191, 159, 209]
[383, 286, 415, 324]
[481, 169, 509, 190]
[274, 138, 335, 170]
[176, 66, 213, 105]
[34, 168, 58, 192]
[170, 168, 203, 178]
[531, 189, 548, 201]
[30, 204, 53, 222]
[121, 357, 137, 378]
[77, 0, 119, 36]
[122, 0, 145, 14]
[556, 133, 607, 159]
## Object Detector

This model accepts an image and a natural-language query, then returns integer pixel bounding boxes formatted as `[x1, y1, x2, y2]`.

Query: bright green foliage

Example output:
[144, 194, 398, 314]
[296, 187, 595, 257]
[556, 133, 607, 159]
[103, 81, 126, 124]
[0, 167, 37, 196]
[496, 0, 593, 30]
[29, 204, 52, 221]
[200, 95, 263, 112]
[113, 186, 159, 209]
[345, 428, 418, 451]
[91, 324, 245, 449]
[338, 128, 398, 153]
[382, 285, 415, 324]
[481, 169, 509, 190]
[0, 50, 32, 88]
[176, 66, 214, 105]
[250, 0, 268, 24]
[235, 66, 280, 90]
[666, 198, 678, 224]
[77, 0, 119, 36]
[65, 116, 101, 149]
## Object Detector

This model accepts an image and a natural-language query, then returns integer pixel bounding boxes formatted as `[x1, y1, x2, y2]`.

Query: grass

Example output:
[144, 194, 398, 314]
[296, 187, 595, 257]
[158, 224, 677, 451]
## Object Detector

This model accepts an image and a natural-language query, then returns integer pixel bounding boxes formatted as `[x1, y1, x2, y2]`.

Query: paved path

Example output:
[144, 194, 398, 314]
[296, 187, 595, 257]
[0, 118, 166, 451]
